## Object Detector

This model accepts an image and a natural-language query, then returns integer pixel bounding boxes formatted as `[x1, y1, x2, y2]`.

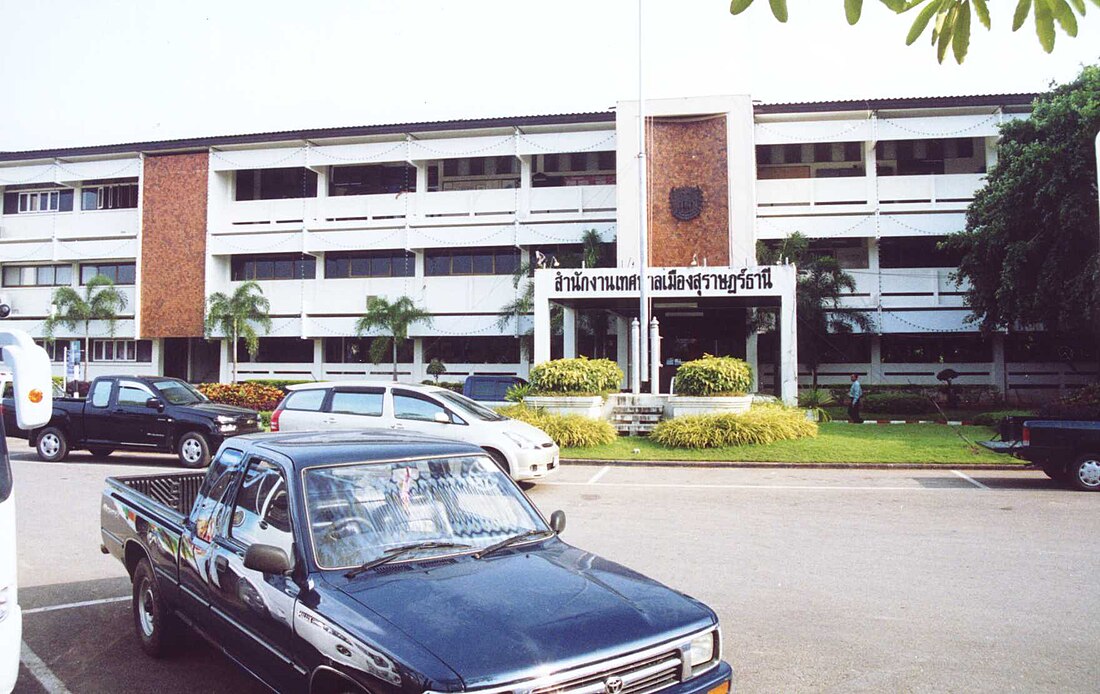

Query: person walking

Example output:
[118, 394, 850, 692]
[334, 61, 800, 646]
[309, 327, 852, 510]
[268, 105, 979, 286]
[848, 373, 863, 423]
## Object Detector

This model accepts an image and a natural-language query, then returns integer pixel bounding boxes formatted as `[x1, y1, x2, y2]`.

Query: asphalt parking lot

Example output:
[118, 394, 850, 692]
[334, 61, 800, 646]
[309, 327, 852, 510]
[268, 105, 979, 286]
[6, 437, 1099, 693]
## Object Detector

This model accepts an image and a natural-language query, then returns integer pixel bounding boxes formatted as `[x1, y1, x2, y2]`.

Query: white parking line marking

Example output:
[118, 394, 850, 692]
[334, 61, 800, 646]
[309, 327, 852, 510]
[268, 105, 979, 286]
[23, 595, 129, 615]
[951, 469, 990, 490]
[542, 481, 953, 491]
[586, 466, 611, 485]
[20, 641, 72, 694]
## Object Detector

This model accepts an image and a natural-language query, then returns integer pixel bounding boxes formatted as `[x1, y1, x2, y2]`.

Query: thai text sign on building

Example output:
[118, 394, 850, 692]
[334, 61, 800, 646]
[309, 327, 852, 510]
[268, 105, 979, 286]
[538, 265, 796, 300]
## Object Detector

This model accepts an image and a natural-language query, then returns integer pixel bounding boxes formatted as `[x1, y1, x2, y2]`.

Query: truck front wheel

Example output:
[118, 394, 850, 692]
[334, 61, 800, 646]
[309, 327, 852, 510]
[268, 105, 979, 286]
[35, 427, 68, 462]
[177, 432, 210, 468]
[132, 559, 180, 657]
[1069, 454, 1100, 492]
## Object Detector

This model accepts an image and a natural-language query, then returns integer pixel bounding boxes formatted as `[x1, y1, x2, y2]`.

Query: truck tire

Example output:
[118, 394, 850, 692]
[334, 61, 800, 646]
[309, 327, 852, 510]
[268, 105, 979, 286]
[177, 432, 210, 468]
[1068, 454, 1100, 492]
[35, 427, 69, 462]
[132, 559, 179, 657]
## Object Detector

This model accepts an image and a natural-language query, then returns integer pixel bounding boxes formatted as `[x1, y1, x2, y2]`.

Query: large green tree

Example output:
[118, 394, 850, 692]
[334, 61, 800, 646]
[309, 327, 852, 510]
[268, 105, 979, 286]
[944, 64, 1100, 356]
[729, 0, 1097, 63]
[204, 281, 272, 383]
[355, 296, 432, 381]
[44, 274, 128, 381]
[756, 233, 874, 388]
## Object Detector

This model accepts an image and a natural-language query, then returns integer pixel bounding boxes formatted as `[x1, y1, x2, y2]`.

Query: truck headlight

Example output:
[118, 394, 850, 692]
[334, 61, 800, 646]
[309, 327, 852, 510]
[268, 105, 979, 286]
[687, 629, 719, 673]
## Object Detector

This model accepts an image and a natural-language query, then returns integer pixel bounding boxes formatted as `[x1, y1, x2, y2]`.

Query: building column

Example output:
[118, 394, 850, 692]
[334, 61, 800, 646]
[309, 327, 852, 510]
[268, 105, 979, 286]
[984, 136, 999, 170]
[518, 155, 532, 218]
[616, 316, 629, 390]
[864, 139, 878, 207]
[779, 292, 798, 405]
[534, 299, 551, 365]
[219, 339, 231, 383]
[991, 333, 1006, 395]
[562, 306, 577, 359]
[745, 331, 759, 393]
[413, 338, 425, 382]
[312, 338, 323, 380]
[869, 335, 884, 385]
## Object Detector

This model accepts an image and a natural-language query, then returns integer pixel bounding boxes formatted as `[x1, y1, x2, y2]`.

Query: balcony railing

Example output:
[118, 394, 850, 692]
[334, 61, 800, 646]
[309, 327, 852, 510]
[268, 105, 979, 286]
[0, 208, 138, 240]
[756, 173, 983, 210]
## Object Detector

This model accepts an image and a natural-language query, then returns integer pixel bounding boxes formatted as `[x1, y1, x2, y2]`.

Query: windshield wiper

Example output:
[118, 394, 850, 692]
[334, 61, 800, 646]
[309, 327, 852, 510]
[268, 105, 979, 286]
[474, 529, 555, 560]
[345, 541, 472, 578]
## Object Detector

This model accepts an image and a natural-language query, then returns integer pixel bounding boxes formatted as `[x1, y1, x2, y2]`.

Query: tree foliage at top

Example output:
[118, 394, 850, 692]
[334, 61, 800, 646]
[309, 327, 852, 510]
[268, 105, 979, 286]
[204, 281, 273, 383]
[728, 0, 1098, 63]
[944, 64, 1100, 338]
[44, 274, 128, 379]
[756, 233, 874, 387]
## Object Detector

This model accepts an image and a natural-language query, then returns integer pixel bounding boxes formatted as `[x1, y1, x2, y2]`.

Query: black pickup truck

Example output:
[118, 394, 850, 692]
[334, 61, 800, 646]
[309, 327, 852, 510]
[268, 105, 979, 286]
[101, 430, 733, 694]
[3, 375, 260, 467]
[980, 415, 1100, 491]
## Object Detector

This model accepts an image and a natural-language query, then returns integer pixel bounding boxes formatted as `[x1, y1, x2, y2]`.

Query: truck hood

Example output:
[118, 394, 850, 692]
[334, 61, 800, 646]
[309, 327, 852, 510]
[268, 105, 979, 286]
[336, 541, 714, 689]
[184, 402, 258, 419]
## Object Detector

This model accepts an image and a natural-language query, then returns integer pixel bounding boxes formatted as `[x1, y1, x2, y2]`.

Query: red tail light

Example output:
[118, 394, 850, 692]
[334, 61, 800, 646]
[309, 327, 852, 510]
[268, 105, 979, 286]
[1022, 425, 1030, 445]
[270, 408, 281, 432]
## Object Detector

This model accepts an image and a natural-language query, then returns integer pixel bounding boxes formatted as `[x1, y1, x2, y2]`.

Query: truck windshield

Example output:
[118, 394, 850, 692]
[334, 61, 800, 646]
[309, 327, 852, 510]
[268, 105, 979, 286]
[303, 455, 546, 570]
[434, 391, 506, 422]
[153, 379, 208, 405]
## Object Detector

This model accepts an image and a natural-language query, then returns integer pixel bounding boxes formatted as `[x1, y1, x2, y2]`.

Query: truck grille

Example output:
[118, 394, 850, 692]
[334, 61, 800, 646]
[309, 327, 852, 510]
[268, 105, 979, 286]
[531, 651, 682, 694]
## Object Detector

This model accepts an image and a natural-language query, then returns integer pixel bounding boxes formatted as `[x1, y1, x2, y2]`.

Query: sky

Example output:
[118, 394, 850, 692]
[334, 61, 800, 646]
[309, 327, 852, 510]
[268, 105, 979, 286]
[1, 0, 1098, 151]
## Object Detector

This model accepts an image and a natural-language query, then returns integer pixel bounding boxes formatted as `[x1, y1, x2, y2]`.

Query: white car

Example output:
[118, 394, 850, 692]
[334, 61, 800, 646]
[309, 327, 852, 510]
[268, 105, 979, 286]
[270, 382, 560, 482]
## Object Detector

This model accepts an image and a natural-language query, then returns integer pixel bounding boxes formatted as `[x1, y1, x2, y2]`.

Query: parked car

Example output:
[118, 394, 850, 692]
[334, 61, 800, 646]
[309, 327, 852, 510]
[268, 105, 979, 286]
[2, 375, 262, 467]
[980, 416, 1100, 491]
[463, 374, 527, 405]
[271, 381, 559, 482]
[101, 430, 732, 694]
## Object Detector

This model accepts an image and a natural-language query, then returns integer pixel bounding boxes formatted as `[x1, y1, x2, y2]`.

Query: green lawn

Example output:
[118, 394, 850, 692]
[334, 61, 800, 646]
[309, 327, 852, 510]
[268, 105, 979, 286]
[562, 423, 1020, 464]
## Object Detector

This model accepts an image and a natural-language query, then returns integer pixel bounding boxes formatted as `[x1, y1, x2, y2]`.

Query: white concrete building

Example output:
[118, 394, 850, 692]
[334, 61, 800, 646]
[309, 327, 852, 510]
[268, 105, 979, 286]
[0, 92, 1086, 400]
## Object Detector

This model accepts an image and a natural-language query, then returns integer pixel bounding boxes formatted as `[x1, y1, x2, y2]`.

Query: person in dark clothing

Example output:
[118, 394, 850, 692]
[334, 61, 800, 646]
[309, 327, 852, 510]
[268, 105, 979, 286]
[848, 373, 863, 423]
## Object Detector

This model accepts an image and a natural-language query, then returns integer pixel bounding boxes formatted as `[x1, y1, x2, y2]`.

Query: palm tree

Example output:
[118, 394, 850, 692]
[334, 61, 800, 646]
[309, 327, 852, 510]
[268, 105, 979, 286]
[44, 274, 128, 381]
[204, 281, 272, 383]
[355, 296, 432, 381]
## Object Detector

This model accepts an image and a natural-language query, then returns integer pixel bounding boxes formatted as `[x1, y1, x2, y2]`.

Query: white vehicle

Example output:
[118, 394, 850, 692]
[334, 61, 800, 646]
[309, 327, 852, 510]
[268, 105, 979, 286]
[271, 382, 560, 482]
[0, 331, 54, 693]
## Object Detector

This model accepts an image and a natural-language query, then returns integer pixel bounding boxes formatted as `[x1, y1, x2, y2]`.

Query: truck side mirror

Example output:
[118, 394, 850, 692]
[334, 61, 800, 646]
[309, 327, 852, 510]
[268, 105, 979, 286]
[145, 397, 165, 412]
[550, 510, 566, 534]
[244, 544, 292, 575]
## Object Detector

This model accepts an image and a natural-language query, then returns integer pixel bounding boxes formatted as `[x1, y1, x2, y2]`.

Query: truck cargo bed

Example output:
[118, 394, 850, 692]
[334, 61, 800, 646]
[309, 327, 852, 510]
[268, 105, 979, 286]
[110, 472, 206, 516]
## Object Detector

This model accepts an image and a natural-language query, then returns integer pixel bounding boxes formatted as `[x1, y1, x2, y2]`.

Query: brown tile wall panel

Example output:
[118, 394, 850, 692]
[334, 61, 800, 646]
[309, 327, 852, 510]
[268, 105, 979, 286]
[647, 116, 729, 267]
[140, 152, 209, 337]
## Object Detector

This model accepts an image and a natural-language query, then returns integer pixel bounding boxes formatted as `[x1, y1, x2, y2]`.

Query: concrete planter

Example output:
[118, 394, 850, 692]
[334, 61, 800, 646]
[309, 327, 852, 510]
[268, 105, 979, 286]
[523, 395, 606, 420]
[667, 395, 753, 418]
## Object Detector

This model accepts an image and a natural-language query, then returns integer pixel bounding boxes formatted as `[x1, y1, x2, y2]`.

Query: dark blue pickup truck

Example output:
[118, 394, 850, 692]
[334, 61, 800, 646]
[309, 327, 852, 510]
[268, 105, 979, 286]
[4, 375, 260, 467]
[980, 415, 1100, 491]
[100, 431, 732, 694]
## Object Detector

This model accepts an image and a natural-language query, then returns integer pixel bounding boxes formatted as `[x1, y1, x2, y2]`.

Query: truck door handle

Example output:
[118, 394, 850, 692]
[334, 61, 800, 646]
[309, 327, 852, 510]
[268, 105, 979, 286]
[214, 555, 228, 572]
[391, 423, 404, 429]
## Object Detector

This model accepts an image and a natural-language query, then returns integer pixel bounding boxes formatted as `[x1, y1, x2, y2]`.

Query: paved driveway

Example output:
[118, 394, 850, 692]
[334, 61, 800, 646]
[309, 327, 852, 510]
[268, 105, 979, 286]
[6, 438, 1096, 693]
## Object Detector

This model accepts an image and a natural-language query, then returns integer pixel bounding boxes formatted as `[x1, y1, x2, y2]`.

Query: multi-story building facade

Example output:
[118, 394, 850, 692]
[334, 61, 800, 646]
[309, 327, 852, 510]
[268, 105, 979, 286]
[0, 92, 1086, 400]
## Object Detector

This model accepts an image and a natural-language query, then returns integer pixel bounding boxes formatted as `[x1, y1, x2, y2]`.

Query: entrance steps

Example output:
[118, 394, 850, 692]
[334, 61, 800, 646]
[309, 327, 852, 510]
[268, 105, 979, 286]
[607, 394, 668, 436]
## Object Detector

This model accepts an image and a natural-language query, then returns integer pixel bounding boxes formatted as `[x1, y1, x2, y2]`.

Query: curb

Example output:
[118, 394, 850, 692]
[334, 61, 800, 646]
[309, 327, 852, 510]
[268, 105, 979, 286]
[560, 458, 1034, 471]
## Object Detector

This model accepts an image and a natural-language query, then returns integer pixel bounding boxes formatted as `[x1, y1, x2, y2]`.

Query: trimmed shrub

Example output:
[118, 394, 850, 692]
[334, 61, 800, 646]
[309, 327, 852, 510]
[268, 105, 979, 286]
[505, 382, 532, 402]
[798, 388, 835, 408]
[1039, 384, 1100, 420]
[421, 379, 463, 393]
[530, 357, 623, 396]
[497, 404, 617, 448]
[859, 392, 937, 415]
[245, 379, 315, 394]
[259, 411, 273, 431]
[651, 406, 817, 449]
[673, 355, 753, 397]
[197, 382, 284, 411]
[972, 410, 1035, 427]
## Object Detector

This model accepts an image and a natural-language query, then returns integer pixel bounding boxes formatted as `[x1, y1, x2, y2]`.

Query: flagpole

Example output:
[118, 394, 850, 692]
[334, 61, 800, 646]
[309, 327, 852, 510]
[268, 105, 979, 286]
[635, 0, 649, 395]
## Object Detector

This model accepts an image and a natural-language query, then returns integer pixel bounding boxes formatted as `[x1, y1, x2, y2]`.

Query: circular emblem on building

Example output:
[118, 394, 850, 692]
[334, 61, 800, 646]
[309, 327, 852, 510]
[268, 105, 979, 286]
[603, 676, 624, 694]
[669, 186, 703, 221]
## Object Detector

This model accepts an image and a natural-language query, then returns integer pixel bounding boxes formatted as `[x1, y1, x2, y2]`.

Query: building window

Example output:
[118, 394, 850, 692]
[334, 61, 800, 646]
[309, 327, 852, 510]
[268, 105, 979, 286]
[1005, 333, 1096, 363]
[231, 254, 316, 281]
[324, 251, 415, 279]
[878, 236, 963, 269]
[235, 167, 318, 201]
[425, 247, 520, 276]
[323, 337, 413, 364]
[2, 264, 72, 287]
[329, 163, 416, 196]
[80, 262, 135, 285]
[35, 339, 85, 363]
[817, 334, 872, 363]
[423, 336, 520, 364]
[81, 180, 139, 210]
[2, 189, 74, 215]
[91, 339, 153, 363]
[435, 156, 520, 191]
[237, 337, 314, 363]
[880, 334, 992, 363]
